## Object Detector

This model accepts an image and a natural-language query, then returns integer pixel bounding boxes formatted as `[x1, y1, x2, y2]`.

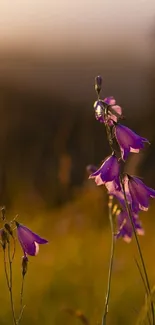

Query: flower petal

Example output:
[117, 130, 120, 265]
[89, 154, 120, 190]
[16, 222, 48, 256]
[34, 242, 39, 256]
[115, 124, 149, 161]
[127, 176, 155, 212]
[103, 96, 116, 106]
[111, 105, 122, 115]
[18, 235, 37, 256]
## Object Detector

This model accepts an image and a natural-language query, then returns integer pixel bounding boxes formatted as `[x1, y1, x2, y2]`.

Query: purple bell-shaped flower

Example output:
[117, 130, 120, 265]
[114, 124, 149, 161]
[16, 222, 48, 256]
[89, 153, 121, 190]
[124, 175, 155, 213]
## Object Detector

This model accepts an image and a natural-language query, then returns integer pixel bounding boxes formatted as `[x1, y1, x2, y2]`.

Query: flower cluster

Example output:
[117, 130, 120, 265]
[89, 76, 155, 242]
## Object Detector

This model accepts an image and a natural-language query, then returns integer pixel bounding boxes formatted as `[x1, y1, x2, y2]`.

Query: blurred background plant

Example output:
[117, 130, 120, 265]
[0, 0, 155, 324]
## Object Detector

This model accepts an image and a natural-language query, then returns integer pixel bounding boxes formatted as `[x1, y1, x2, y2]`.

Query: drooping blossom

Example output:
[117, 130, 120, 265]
[114, 123, 149, 161]
[89, 154, 121, 190]
[124, 175, 155, 213]
[15, 222, 48, 256]
[116, 210, 144, 243]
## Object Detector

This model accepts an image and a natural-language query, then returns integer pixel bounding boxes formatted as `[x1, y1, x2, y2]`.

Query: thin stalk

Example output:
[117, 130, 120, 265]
[121, 179, 154, 325]
[102, 195, 115, 325]
[11, 236, 16, 262]
[17, 275, 25, 323]
[134, 257, 149, 297]
[135, 258, 151, 325]
[8, 241, 17, 325]
[3, 248, 10, 291]
[20, 276, 24, 314]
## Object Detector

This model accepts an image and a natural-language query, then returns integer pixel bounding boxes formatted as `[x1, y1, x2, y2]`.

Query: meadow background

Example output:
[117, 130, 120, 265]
[0, 0, 155, 324]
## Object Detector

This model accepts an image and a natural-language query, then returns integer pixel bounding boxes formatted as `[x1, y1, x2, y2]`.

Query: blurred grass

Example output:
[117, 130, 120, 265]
[0, 184, 155, 325]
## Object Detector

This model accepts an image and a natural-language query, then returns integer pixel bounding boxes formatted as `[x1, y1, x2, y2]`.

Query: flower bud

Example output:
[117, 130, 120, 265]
[22, 255, 28, 277]
[95, 75, 102, 94]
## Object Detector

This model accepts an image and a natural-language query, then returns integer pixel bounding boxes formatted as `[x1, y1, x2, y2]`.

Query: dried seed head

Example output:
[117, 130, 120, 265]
[1, 229, 9, 250]
[4, 223, 13, 236]
[22, 255, 28, 277]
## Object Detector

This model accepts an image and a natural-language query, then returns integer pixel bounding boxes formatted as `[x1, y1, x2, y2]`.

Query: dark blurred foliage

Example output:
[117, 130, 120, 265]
[0, 41, 155, 209]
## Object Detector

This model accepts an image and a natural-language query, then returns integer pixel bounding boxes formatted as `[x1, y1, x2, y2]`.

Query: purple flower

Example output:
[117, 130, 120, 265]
[89, 154, 121, 190]
[114, 124, 149, 161]
[124, 175, 155, 213]
[103, 96, 116, 106]
[16, 222, 48, 256]
[116, 210, 144, 243]
[94, 97, 122, 124]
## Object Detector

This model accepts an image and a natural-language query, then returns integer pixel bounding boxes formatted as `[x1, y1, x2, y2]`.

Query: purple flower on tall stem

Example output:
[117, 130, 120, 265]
[89, 153, 121, 190]
[15, 222, 48, 256]
[124, 175, 155, 213]
[114, 123, 149, 161]
[116, 210, 144, 243]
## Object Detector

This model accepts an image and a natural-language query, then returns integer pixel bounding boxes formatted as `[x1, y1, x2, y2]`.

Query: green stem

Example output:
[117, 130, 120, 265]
[121, 178, 154, 325]
[102, 195, 115, 325]
[17, 275, 25, 324]
[8, 241, 17, 325]
[3, 249, 10, 290]
[135, 258, 151, 325]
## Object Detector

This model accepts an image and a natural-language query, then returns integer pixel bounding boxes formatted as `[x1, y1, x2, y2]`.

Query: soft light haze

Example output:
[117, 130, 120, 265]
[1, 0, 155, 56]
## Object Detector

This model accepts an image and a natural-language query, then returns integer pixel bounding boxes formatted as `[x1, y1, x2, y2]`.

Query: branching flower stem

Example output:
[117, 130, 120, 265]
[121, 179, 155, 325]
[103, 107, 154, 324]
[102, 195, 115, 325]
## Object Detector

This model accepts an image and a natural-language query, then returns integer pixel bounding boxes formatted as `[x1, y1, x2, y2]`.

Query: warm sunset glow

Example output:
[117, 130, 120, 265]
[0, 0, 155, 55]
